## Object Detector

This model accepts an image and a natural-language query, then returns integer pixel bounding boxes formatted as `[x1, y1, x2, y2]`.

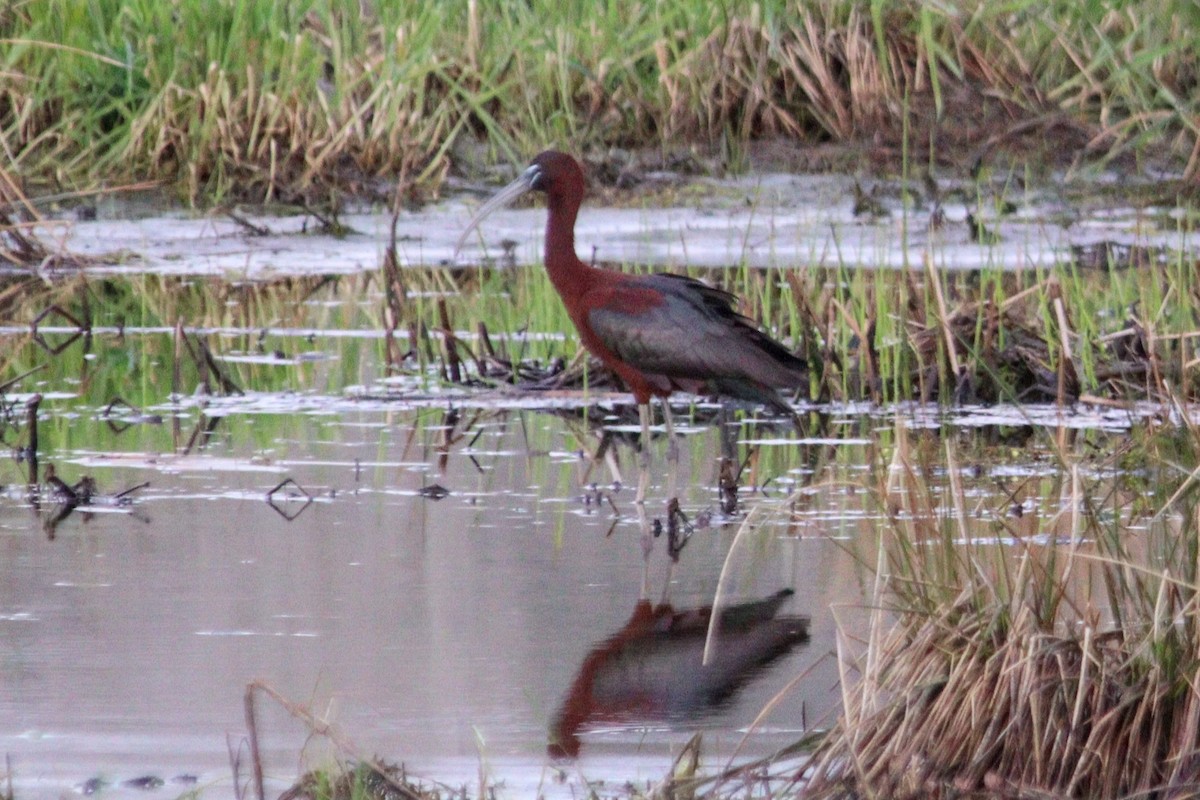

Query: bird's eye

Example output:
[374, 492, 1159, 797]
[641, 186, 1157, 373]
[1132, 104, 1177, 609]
[526, 165, 547, 191]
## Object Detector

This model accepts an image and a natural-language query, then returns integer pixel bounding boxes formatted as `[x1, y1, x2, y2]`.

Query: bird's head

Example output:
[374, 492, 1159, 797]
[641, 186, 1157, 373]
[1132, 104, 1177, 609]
[522, 150, 584, 201]
[454, 150, 584, 260]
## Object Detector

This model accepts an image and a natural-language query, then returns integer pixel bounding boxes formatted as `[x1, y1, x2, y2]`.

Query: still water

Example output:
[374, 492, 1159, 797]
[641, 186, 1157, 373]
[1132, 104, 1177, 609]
[2, 391, 872, 798]
[3, 167, 1183, 797]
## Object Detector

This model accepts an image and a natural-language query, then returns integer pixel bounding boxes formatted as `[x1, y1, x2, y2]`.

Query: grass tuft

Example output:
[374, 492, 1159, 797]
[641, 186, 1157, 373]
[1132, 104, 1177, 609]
[801, 414, 1200, 798]
[3, 1, 1199, 202]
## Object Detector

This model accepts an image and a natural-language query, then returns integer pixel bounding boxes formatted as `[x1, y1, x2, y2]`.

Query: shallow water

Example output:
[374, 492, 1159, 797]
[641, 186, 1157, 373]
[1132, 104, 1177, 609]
[0, 369, 1154, 798]
[23, 169, 1198, 278]
[1, 171, 1191, 798]
[1, 395, 854, 797]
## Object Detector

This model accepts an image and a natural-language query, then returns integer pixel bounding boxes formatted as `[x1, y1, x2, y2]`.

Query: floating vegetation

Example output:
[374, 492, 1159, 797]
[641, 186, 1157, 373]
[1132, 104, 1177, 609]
[280, 762, 447, 800]
[244, 681, 471, 800]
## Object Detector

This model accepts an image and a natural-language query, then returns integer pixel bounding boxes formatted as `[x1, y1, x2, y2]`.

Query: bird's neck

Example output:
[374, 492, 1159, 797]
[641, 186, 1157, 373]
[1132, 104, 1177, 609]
[544, 203, 588, 295]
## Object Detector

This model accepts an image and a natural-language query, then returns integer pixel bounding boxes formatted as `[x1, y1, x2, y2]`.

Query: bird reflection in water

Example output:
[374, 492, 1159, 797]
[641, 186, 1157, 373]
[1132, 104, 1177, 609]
[548, 589, 809, 758]
[455, 151, 812, 757]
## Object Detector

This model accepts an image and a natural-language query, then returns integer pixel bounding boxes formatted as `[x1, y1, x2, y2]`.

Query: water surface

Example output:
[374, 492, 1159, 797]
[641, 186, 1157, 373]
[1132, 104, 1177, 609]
[1, 170, 1189, 798]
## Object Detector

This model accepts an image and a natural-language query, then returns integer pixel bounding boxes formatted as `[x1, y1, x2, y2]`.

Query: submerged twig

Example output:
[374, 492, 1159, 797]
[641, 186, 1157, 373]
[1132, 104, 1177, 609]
[437, 298, 463, 384]
[0, 364, 46, 394]
[24, 393, 40, 485]
[243, 684, 266, 800]
[246, 680, 444, 800]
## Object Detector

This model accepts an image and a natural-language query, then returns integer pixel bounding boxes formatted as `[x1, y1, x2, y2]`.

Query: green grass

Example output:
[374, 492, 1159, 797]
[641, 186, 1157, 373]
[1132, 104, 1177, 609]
[3, 249, 1199, 418]
[2, 0, 1199, 203]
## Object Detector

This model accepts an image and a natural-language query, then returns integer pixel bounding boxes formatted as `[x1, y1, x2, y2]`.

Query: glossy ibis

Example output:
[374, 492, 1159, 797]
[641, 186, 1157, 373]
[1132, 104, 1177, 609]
[456, 151, 806, 501]
[548, 589, 809, 757]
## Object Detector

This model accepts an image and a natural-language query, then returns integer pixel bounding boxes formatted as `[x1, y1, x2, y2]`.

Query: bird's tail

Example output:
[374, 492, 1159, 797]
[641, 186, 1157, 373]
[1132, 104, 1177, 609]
[709, 378, 805, 431]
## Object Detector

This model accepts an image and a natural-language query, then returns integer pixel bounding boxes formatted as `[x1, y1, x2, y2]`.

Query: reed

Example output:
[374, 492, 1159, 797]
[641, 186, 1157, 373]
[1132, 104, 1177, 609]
[799, 412, 1200, 798]
[2, 0, 1197, 203]
[3, 251, 1199, 413]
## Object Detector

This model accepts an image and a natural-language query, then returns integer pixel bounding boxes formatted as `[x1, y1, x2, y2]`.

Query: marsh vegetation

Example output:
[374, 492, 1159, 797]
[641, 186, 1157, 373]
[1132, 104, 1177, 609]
[4, 2, 1200, 799]
[3, 0, 1199, 203]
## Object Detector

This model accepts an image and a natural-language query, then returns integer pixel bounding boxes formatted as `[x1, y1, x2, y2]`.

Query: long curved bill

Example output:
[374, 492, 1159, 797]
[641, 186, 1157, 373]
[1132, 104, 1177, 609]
[453, 164, 541, 260]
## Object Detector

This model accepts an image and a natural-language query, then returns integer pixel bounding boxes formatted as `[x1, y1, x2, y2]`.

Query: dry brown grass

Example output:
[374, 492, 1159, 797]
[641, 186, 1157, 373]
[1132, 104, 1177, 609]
[0, 162, 47, 266]
[805, 590, 1200, 797]
[796, 419, 1200, 799]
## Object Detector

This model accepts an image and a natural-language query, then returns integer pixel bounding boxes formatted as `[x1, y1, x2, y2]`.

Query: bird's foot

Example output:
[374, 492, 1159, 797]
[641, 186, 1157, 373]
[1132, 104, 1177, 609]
[662, 401, 680, 465]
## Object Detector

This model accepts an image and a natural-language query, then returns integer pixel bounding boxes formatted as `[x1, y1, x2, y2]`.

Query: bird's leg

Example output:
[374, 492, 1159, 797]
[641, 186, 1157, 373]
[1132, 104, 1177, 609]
[579, 429, 622, 489]
[662, 401, 679, 465]
[636, 402, 651, 505]
[717, 402, 739, 515]
[659, 557, 675, 607]
[635, 404, 655, 588]
[637, 499, 653, 596]
[662, 401, 679, 508]
[603, 441, 624, 489]
[633, 402, 660, 574]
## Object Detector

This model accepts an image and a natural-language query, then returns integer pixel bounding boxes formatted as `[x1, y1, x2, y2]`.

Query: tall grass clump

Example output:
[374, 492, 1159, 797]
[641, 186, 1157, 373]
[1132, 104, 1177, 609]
[365, 257, 1200, 405]
[800, 418, 1200, 798]
[698, 256, 1200, 407]
[2, 0, 1198, 203]
[0, 158, 53, 267]
[3, 255, 1196, 406]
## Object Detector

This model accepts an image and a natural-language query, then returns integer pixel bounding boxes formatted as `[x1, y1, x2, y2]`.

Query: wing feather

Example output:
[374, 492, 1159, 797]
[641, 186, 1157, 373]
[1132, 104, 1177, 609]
[585, 274, 805, 389]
